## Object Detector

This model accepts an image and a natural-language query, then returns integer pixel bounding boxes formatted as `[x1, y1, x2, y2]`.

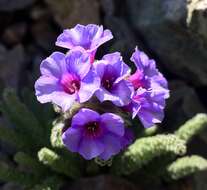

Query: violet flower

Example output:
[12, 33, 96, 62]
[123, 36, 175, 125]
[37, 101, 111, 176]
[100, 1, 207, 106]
[56, 24, 113, 63]
[127, 48, 169, 128]
[121, 127, 134, 148]
[62, 108, 127, 160]
[94, 52, 133, 106]
[35, 49, 100, 112]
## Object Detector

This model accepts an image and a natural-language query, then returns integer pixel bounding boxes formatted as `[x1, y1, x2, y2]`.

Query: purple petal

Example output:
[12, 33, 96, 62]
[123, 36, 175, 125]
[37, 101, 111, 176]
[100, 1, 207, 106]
[100, 113, 124, 137]
[35, 76, 61, 103]
[91, 28, 113, 51]
[79, 138, 104, 160]
[132, 103, 141, 119]
[71, 108, 100, 127]
[138, 105, 164, 128]
[131, 48, 149, 70]
[102, 52, 130, 82]
[110, 80, 134, 106]
[130, 48, 158, 77]
[65, 49, 91, 79]
[93, 60, 107, 79]
[56, 24, 113, 52]
[40, 52, 67, 79]
[78, 69, 100, 103]
[51, 92, 77, 112]
[96, 81, 133, 107]
[55, 25, 85, 49]
[35, 76, 76, 111]
[55, 29, 76, 49]
[121, 128, 134, 148]
[99, 134, 122, 160]
[132, 89, 165, 128]
[62, 127, 82, 152]
[102, 52, 121, 64]
[95, 87, 120, 104]
[151, 74, 170, 99]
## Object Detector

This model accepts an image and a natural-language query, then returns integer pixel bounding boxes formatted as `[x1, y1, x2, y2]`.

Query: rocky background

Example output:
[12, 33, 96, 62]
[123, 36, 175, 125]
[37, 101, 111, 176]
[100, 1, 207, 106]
[0, 0, 207, 189]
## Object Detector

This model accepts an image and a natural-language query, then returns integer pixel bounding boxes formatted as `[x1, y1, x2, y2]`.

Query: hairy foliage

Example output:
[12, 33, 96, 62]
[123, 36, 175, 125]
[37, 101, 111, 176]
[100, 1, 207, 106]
[0, 88, 207, 189]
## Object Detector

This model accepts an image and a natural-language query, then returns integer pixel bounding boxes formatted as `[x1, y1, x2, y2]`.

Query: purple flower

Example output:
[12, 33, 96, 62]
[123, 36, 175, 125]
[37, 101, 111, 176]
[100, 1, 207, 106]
[94, 52, 133, 106]
[62, 108, 126, 160]
[121, 127, 134, 148]
[56, 24, 113, 63]
[35, 49, 100, 112]
[127, 48, 169, 128]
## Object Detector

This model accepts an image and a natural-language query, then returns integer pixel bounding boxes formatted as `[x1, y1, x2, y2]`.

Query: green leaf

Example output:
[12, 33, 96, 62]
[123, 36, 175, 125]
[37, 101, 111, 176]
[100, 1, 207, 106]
[166, 155, 207, 180]
[111, 134, 186, 175]
[38, 147, 82, 179]
[176, 113, 207, 142]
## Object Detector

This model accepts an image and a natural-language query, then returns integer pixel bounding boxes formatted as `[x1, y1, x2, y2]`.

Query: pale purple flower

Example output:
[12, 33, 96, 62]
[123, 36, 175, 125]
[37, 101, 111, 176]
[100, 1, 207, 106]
[56, 24, 113, 63]
[35, 49, 100, 112]
[62, 108, 126, 160]
[94, 52, 133, 106]
[127, 48, 169, 128]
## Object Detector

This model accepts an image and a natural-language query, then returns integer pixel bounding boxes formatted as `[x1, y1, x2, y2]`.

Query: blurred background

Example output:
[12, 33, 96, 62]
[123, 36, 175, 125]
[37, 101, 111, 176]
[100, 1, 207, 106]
[0, 0, 207, 189]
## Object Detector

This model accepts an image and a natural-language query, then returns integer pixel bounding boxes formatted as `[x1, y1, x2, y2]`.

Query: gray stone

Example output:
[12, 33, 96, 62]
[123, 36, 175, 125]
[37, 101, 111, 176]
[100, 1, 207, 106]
[0, 44, 25, 90]
[100, 0, 114, 16]
[0, 0, 35, 11]
[31, 21, 56, 51]
[105, 17, 140, 60]
[1, 183, 23, 190]
[164, 80, 206, 130]
[193, 171, 207, 190]
[30, 5, 50, 20]
[63, 175, 138, 190]
[2, 23, 27, 46]
[188, 0, 207, 43]
[45, 0, 100, 28]
[127, 0, 207, 86]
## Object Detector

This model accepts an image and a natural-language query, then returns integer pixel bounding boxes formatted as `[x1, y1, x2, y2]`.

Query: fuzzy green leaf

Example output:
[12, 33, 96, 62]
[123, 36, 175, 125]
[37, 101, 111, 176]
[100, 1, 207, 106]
[0, 88, 45, 146]
[14, 152, 47, 175]
[111, 134, 186, 175]
[0, 161, 39, 187]
[30, 176, 64, 190]
[176, 113, 207, 142]
[0, 124, 29, 150]
[38, 147, 81, 179]
[166, 155, 207, 180]
[50, 120, 64, 149]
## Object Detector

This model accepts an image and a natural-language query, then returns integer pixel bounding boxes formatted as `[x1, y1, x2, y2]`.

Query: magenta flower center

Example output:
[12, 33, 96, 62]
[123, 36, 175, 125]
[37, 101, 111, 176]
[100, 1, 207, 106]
[84, 121, 102, 138]
[128, 71, 144, 90]
[61, 74, 80, 94]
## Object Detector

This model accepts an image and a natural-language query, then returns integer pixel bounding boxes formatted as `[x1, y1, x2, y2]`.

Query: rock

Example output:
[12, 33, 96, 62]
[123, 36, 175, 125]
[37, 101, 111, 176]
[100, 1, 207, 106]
[30, 5, 50, 20]
[127, 0, 207, 86]
[188, 0, 207, 43]
[182, 87, 206, 118]
[162, 0, 187, 23]
[45, 0, 100, 28]
[1, 23, 27, 46]
[31, 21, 57, 51]
[100, 0, 114, 16]
[0, 0, 35, 11]
[168, 178, 193, 190]
[0, 44, 25, 90]
[1, 183, 23, 190]
[163, 80, 206, 130]
[193, 171, 207, 190]
[62, 175, 139, 190]
[104, 17, 140, 61]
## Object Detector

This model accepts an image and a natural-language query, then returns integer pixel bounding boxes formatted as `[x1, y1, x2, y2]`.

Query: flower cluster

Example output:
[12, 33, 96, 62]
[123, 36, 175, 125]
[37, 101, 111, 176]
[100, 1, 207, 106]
[35, 24, 169, 160]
